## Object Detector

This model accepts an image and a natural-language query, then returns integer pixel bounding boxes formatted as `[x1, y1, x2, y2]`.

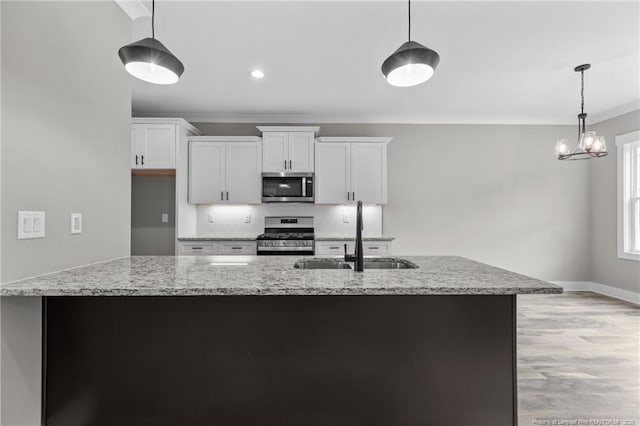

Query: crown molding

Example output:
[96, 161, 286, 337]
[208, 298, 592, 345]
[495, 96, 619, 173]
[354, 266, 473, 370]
[590, 101, 640, 125]
[137, 112, 579, 125]
[114, 0, 151, 20]
[132, 104, 640, 126]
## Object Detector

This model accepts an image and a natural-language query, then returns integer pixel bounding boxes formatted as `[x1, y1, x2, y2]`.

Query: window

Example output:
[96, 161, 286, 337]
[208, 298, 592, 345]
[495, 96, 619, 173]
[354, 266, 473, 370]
[618, 130, 640, 261]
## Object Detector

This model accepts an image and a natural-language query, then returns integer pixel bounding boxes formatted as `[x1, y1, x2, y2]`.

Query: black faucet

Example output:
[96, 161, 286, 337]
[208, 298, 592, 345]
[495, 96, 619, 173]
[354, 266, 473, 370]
[344, 200, 364, 272]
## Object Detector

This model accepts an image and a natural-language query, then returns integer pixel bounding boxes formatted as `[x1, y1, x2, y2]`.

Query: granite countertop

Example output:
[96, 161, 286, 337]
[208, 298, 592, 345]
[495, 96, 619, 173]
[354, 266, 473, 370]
[178, 237, 257, 241]
[315, 237, 395, 241]
[0, 256, 562, 297]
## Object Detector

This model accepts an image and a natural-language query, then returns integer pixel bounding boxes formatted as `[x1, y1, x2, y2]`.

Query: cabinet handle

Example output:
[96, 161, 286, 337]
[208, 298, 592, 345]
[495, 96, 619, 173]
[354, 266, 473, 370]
[231, 246, 242, 250]
[329, 246, 340, 250]
[226, 192, 229, 201]
[284, 160, 287, 170]
[347, 192, 350, 201]
[368, 247, 379, 250]
[191, 247, 203, 250]
[289, 160, 292, 169]
[135, 155, 139, 165]
[141, 155, 144, 166]
[352, 192, 355, 200]
[221, 191, 224, 201]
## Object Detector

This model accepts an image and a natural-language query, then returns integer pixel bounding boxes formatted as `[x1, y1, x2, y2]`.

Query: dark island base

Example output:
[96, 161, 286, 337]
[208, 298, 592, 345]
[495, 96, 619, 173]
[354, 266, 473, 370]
[44, 295, 517, 426]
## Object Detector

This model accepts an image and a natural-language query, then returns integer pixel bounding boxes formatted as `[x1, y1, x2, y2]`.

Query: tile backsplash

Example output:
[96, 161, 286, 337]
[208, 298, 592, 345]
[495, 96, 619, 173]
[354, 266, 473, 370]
[190, 204, 383, 238]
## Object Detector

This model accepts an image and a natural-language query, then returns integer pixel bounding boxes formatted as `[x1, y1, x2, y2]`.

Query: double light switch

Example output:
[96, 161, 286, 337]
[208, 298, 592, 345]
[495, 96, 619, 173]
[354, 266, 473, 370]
[18, 211, 46, 239]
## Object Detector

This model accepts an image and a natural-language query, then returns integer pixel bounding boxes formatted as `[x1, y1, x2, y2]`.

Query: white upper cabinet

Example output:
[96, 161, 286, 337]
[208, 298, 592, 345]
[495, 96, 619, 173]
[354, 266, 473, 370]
[258, 127, 319, 173]
[131, 119, 200, 169]
[188, 137, 262, 204]
[315, 143, 351, 204]
[315, 137, 391, 205]
[189, 141, 226, 204]
[351, 143, 387, 204]
[288, 132, 315, 172]
[226, 141, 261, 203]
[262, 132, 289, 172]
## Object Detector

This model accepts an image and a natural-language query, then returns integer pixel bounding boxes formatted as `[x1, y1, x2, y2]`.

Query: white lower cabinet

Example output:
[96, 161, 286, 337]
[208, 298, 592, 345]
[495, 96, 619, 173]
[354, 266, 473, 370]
[315, 240, 392, 256]
[178, 242, 217, 255]
[178, 241, 257, 256]
[217, 242, 256, 255]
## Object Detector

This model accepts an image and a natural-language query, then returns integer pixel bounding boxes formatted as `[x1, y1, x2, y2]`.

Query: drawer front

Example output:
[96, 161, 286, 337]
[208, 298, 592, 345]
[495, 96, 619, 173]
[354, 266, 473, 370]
[315, 241, 349, 256]
[217, 242, 257, 255]
[363, 242, 391, 256]
[178, 243, 216, 255]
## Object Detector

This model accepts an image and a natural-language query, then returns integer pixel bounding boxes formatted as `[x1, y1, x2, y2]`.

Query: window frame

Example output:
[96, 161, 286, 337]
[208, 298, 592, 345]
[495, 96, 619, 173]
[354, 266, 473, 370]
[617, 130, 640, 261]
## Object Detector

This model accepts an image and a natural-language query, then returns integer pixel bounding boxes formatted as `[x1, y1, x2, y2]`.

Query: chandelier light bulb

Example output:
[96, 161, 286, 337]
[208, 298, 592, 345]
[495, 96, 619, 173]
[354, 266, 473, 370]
[592, 136, 606, 153]
[579, 131, 596, 152]
[555, 139, 569, 156]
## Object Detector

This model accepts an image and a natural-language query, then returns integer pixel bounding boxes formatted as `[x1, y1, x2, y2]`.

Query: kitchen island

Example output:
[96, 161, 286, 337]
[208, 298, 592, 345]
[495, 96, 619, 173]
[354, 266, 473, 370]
[1, 256, 561, 426]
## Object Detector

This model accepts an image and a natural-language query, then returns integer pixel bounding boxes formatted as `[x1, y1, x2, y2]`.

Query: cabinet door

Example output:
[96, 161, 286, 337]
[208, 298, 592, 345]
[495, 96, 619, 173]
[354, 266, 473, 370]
[288, 132, 315, 172]
[189, 141, 226, 204]
[226, 142, 262, 203]
[140, 124, 176, 169]
[262, 132, 288, 172]
[131, 125, 143, 169]
[350, 143, 387, 204]
[315, 143, 351, 204]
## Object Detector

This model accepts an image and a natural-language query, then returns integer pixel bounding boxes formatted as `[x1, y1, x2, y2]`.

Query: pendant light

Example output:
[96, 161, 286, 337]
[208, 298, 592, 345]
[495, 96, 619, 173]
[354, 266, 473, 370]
[381, 0, 440, 87]
[118, 0, 184, 85]
[555, 64, 607, 160]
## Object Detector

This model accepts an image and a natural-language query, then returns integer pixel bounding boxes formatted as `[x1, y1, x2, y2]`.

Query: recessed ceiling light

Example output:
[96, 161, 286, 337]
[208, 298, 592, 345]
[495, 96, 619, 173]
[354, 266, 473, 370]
[250, 69, 265, 79]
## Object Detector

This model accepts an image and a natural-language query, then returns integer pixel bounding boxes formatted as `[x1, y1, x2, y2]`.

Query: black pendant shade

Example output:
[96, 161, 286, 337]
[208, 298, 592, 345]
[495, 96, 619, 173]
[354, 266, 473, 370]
[382, 40, 440, 87]
[118, 37, 184, 85]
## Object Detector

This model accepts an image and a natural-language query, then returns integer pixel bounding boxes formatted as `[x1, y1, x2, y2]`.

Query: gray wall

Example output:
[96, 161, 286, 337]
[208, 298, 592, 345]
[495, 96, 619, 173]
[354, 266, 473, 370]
[1, 2, 131, 424]
[132, 176, 176, 255]
[591, 110, 640, 293]
[195, 122, 591, 281]
[1, 1, 131, 282]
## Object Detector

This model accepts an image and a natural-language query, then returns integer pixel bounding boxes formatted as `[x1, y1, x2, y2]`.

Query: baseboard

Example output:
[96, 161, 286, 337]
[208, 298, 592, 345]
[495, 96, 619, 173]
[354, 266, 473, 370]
[552, 281, 640, 305]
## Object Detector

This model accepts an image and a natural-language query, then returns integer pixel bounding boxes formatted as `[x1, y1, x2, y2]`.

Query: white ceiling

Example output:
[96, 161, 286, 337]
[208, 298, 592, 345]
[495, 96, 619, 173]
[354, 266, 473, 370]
[127, 1, 640, 124]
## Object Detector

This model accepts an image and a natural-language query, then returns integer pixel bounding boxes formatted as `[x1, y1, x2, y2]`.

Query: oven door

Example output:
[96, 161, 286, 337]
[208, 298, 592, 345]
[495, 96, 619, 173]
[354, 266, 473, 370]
[262, 173, 314, 203]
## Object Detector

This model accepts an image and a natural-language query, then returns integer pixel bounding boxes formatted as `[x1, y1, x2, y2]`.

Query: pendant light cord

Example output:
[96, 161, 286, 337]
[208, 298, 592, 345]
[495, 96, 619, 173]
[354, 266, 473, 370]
[152, 0, 155, 39]
[580, 70, 585, 115]
[408, 0, 411, 41]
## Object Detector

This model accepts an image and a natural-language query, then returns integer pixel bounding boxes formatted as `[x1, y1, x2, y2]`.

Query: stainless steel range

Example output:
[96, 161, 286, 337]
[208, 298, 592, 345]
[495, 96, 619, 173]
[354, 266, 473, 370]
[256, 216, 315, 256]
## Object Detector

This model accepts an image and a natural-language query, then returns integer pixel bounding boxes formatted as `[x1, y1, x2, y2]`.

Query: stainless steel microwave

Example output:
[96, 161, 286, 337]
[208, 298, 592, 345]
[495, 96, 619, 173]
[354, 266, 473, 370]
[262, 173, 314, 203]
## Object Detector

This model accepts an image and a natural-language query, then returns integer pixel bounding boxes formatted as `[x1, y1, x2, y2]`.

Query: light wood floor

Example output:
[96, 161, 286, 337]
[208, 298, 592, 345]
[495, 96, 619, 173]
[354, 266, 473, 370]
[518, 291, 639, 425]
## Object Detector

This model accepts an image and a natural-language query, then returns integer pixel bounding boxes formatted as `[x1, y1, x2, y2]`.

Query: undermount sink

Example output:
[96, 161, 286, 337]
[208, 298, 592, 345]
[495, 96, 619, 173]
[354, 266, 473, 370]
[294, 261, 353, 269]
[293, 258, 418, 270]
[362, 260, 418, 269]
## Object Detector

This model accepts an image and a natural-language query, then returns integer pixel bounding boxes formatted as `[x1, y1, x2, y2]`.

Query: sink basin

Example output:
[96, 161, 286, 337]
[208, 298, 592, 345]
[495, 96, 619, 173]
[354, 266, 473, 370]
[362, 260, 418, 269]
[293, 258, 418, 270]
[294, 261, 353, 269]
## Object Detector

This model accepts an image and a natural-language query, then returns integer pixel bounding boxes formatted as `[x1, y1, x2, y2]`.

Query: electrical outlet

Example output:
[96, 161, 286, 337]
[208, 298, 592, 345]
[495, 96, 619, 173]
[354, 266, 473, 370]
[18, 211, 45, 239]
[161, 213, 169, 223]
[208, 214, 215, 223]
[244, 215, 251, 223]
[343, 215, 349, 223]
[71, 213, 82, 234]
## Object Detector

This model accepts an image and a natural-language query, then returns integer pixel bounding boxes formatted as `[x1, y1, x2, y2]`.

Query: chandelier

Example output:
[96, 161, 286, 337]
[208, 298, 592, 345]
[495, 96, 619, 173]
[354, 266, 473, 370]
[555, 64, 607, 160]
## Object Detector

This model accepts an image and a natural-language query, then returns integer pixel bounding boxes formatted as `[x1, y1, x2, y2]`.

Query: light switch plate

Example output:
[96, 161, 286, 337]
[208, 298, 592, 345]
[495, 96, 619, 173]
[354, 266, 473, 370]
[18, 211, 45, 239]
[161, 213, 169, 223]
[244, 215, 251, 223]
[71, 213, 82, 234]
[208, 214, 215, 223]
